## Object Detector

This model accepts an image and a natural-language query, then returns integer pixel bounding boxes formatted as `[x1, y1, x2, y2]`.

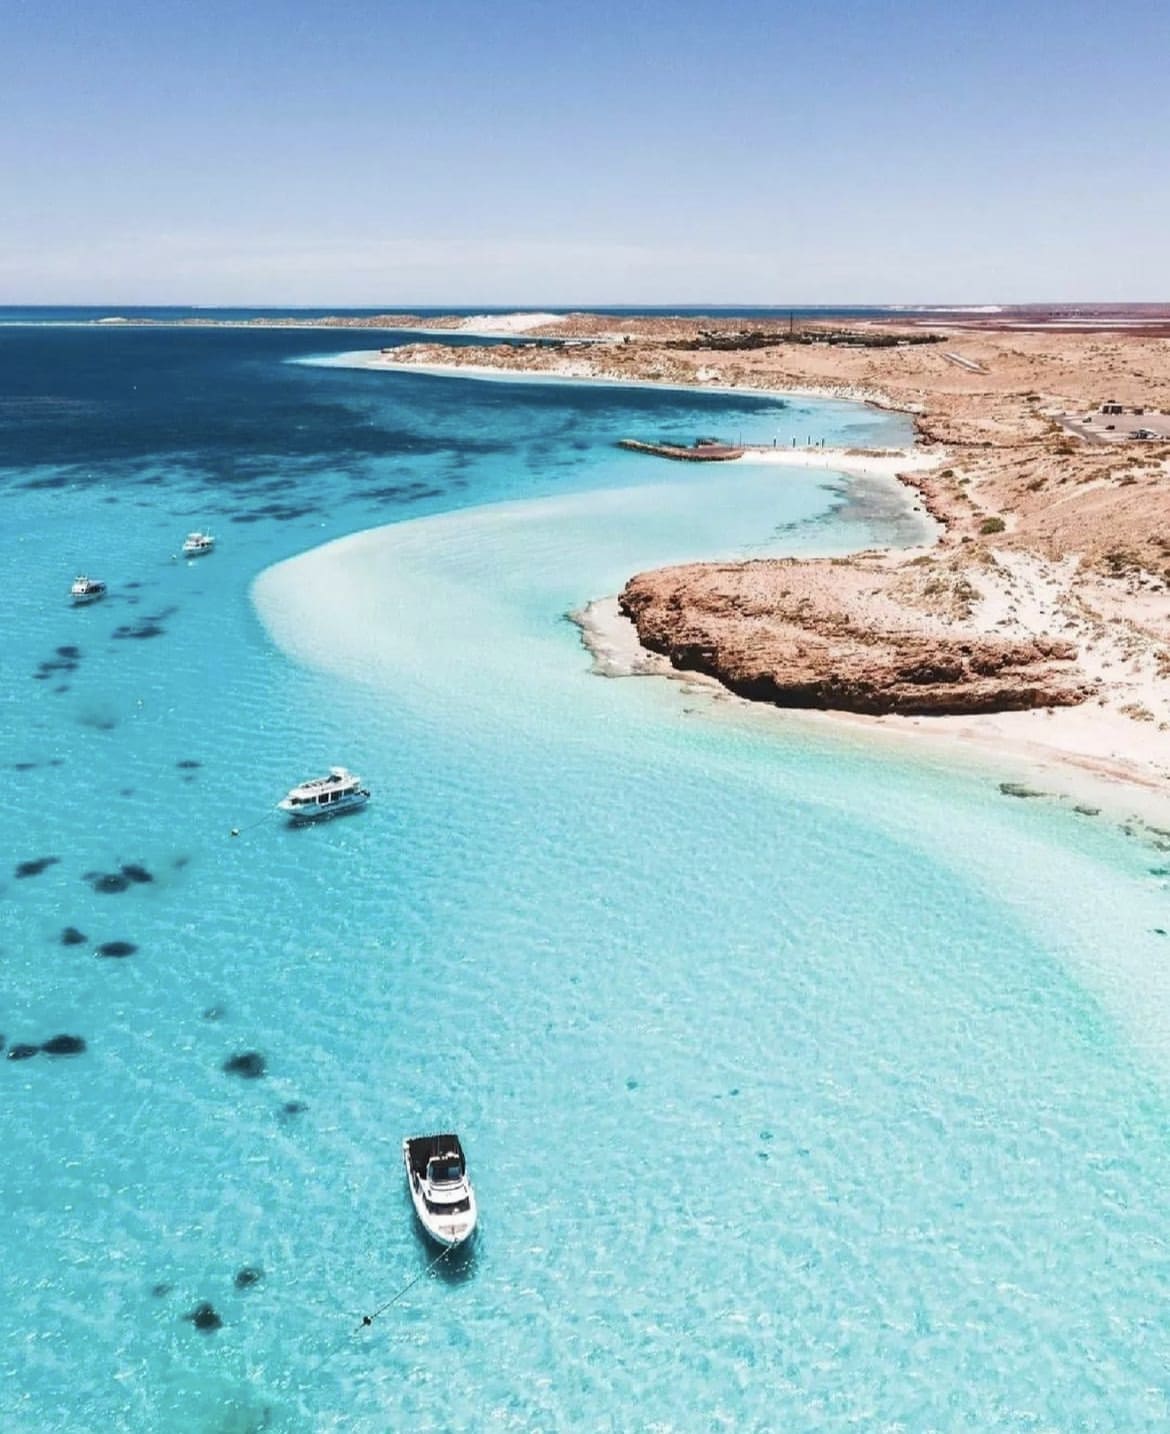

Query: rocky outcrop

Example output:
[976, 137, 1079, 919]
[619, 559, 1094, 717]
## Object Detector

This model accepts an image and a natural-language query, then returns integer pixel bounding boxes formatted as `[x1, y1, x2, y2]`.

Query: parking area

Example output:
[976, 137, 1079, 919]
[1058, 405, 1170, 444]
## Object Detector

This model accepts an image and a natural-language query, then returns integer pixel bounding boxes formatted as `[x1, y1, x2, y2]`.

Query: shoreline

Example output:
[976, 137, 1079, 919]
[316, 343, 1170, 803]
[298, 349, 911, 413]
[571, 596, 1170, 822]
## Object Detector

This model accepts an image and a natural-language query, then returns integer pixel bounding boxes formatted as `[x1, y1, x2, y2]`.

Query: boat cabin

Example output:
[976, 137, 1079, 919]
[284, 782, 359, 810]
[405, 1133, 468, 1192]
[283, 767, 363, 808]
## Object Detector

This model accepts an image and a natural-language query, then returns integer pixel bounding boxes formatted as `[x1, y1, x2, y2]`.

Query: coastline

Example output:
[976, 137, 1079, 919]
[301, 349, 909, 413]
[571, 596, 1170, 823]
[331, 325, 1170, 808]
[314, 342, 1170, 804]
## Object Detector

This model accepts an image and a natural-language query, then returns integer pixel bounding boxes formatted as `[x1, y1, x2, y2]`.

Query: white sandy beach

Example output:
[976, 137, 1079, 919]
[736, 445, 946, 479]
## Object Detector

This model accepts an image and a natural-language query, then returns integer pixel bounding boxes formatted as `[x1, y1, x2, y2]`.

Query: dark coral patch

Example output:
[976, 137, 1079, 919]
[56, 645, 81, 660]
[202, 1005, 226, 1021]
[120, 863, 154, 884]
[187, 1302, 222, 1332]
[41, 1034, 86, 1055]
[279, 1100, 306, 1119]
[223, 1051, 266, 1079]
[88, 872, 130, 893]
[176, 760, 202, 770]
[234, 1266, 263, 1289]
[151, 1282, 173, 1298]
[15, 856, 59, 879]
[111, 623, 165, 641]
[7, 1044, 39, 1061]
[97, 941, 137, 958]
[61, 926, 88, 946]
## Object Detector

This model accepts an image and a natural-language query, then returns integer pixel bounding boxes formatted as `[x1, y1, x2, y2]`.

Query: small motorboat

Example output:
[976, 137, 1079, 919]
[182, 531, 216, 557]
[403, 1133, 477, 1247]
[70, 575, 107, 605]
[278, 766, 370, 821]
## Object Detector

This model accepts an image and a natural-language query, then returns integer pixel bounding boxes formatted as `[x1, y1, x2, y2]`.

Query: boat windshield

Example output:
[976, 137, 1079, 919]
[428, 1156, 463, 1183]
[425, 1195, 470, 1215]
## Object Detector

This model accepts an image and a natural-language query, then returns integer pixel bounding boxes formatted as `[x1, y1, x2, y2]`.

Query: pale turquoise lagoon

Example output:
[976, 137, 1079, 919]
[5, 324, 1170, 1431]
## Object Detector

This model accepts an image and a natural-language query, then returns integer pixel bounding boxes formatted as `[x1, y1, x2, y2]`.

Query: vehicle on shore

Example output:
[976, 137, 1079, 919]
[278, 767, 369, 821]
[70, 576, 107, 604]
[403, 1133, 477, 1247]
[181, 531, 215, 557]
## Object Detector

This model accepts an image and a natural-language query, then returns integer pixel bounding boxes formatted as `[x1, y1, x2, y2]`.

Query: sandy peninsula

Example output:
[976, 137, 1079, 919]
[344, 311, 1170, 793]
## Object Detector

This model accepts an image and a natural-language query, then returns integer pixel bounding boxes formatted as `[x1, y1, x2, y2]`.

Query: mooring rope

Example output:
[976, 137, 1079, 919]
[353, 1244, 456, 1334]
[229, 808, 279, 838]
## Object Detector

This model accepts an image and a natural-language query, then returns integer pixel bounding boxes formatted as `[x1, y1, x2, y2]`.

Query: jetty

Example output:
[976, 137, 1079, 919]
[618, 437, 745, 462]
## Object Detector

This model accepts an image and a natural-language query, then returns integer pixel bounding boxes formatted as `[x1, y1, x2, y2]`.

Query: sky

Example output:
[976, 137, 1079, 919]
[1, 0, 1167, 305]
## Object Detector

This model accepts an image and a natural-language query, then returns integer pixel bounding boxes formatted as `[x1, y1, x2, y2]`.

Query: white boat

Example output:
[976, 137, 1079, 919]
[278, 766, 370, 821]
[403, 1133, 477, 1247]
[69, 575, 107, 605]
[182, 531, 215, 557]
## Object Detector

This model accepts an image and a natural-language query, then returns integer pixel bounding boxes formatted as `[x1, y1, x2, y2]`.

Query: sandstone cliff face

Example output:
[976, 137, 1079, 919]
[619, 560, 1094, 717]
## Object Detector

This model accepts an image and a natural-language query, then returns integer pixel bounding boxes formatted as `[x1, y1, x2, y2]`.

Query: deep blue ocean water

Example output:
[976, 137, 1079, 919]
[5, 323, 1170, 1432]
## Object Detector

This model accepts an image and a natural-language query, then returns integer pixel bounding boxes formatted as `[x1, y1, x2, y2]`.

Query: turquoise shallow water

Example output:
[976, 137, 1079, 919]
[6, 326, 1170, 1431]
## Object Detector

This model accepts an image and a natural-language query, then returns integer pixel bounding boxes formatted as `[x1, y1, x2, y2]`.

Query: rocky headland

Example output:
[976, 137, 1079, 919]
[619, 557, 1093, 716]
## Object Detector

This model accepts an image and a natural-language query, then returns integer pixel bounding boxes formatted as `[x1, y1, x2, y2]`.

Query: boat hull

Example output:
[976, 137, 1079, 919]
[70, 591, 106, 605]
[278, 791, 369, 823]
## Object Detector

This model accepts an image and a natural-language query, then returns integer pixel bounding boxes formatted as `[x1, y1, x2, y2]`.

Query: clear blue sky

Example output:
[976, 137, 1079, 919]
[2, 0, 1167, 304]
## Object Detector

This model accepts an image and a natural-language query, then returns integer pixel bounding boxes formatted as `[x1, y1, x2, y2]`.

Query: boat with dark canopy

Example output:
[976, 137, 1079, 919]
[403, 1133, 477, 1247]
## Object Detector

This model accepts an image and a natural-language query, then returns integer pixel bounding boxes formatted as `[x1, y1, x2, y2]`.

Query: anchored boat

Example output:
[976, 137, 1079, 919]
[69, 575, 107, 605]
[278, 766, 370, 821]
[403, 1133, 477, 1247]
[182, 531, 216, 557]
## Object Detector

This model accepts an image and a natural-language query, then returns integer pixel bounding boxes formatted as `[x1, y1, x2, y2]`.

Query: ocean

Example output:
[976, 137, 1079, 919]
[4, 318, 1170, 1431]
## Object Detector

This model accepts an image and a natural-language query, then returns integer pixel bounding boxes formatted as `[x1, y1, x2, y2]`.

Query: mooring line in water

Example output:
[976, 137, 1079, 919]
[353, 1245, 456, 1334]
[229, 808, 279, 838]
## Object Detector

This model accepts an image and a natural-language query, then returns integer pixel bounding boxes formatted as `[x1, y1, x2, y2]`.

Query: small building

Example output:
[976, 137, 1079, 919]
[1101, 401, 1124, 415]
